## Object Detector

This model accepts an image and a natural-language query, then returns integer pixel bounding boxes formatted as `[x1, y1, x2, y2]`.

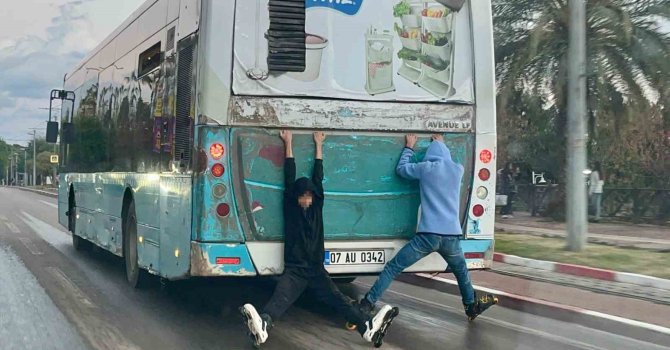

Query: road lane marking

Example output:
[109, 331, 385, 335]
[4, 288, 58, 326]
[415, 273, 670, 337]
[1, 215, 22, 233]
[39, 200, 59, 209]
[46, 266, 96, 308]
[19, 237, 43, 255]
[20, 211, 70, 241]
[5, 222, 21, 234]
[355, 280, 612, 350]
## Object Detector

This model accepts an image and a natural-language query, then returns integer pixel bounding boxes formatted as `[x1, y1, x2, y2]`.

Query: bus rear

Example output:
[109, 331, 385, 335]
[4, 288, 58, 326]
[189, 0, 496, 277]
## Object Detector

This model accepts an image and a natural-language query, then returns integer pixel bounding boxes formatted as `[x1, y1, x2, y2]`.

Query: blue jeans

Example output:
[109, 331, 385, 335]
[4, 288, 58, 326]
[590, 193, 602, 220]
[366, 233, 475, 305]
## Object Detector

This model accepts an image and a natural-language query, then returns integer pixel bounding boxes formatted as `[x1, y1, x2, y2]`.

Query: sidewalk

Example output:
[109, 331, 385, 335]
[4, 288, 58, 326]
[492, 261, 670, 305]
[11, 186, 58, 198]
[495, 212, 670, 251]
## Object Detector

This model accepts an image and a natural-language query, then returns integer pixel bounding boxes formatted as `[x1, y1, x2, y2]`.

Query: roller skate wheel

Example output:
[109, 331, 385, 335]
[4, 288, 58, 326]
[345, 322, 357, 331]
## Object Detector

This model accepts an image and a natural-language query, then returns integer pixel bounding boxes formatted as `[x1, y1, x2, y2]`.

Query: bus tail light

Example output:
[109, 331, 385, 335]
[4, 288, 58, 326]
[216, 257, 240, 265]
[478, 168, 490, 181]
[480, 149, 492, 164]
[210, 143, 225, 159]
[213, 183, 227, 198]
[464, 252, 485, 259]
[211, 163, 225, 177]
[473, 204, 484, 217]
[476, 186, 488, 199]
[216, 203, 231, 217]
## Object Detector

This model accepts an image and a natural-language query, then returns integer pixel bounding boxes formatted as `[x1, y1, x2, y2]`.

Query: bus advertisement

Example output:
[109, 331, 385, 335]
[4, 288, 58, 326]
[54, 0, 496, 287]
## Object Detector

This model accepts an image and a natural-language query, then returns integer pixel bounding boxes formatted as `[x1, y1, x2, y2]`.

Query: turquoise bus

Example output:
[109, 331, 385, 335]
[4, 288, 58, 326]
[53, 0, 497, 287]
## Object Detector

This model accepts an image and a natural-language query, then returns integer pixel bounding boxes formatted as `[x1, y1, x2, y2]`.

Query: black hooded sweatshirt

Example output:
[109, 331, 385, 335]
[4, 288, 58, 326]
[283, 158, 325, 275]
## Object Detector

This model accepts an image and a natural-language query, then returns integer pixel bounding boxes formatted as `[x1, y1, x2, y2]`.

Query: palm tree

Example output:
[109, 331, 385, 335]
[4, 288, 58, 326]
[494, 0, 669, 150]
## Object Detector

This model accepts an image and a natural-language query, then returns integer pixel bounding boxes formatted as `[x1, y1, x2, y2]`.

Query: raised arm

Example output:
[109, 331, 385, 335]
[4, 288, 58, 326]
[312, 132, 325, 196]
[396, 134, 433, 180]
[280, 130, 295, 189]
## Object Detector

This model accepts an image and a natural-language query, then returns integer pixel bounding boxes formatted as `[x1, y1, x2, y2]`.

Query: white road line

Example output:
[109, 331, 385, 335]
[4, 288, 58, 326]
[0, 215, 21, 233]
[355, 279, 668, 350]
[19, 237, 43, 255]
[415, 273, 670, 337]
[39, 200, 59, 209]
[20, 211, 70, 242]
[46, 267, 96, 309]
[5, 222, 21, 234]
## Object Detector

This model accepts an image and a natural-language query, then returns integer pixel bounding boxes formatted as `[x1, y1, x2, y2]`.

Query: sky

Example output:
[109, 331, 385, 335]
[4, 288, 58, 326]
[1, 1, 666, 147]
[0, 0, 144, 146]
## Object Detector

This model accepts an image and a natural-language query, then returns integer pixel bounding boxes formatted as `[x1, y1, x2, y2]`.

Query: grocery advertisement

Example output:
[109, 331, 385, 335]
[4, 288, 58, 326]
[233, 0, 475, 103]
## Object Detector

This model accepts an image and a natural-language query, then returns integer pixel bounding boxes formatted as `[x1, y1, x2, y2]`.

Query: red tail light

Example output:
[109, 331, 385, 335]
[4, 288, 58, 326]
[479, 149, 492, 164]
[216, 203, 230, 217]
[211, 163, 225, 177]
[464, 252, 485, 259]
[473, 204, 484, 217]
[478, 168, 490, 181]
[216, 257, 240, 265]
[210, 143, 225, 160]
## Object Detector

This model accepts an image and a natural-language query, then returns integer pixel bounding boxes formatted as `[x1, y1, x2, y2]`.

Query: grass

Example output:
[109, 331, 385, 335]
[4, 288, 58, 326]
[495, 233, 670, 279]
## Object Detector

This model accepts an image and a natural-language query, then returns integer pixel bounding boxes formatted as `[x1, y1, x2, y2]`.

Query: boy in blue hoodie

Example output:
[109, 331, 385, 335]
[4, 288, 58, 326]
[358, 134, 497, 321]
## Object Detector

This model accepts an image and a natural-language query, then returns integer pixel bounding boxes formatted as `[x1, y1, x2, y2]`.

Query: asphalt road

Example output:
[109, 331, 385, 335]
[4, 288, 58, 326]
[1, 187, 668, 350]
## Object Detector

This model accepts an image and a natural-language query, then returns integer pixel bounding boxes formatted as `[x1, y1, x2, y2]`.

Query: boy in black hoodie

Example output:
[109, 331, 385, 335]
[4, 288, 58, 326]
[241, 131, 399, 348]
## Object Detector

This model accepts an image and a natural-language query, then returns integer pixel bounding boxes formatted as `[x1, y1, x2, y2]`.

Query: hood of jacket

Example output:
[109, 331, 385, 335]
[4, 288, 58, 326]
[425, 141, 452, 162]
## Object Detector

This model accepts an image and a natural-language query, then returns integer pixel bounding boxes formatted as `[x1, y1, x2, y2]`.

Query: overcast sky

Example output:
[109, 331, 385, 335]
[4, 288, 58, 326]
[0, 0, 143, 146]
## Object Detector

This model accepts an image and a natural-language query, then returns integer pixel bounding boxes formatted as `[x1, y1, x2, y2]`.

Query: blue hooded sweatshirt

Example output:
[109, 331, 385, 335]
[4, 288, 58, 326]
[396, 141, 464, 235]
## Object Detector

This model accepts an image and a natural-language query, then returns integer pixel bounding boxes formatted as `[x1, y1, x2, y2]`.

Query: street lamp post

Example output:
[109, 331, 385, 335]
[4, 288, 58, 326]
[33, 131, 36, 186]
[28, 129, 38, 186]
[8, 155, 12, 185]
[14, 153, 18, 186]
[566, 0, 588, 251]
[24, 148, 28, 186]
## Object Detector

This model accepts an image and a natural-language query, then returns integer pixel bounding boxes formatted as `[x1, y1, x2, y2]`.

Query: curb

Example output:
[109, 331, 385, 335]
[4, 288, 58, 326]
[398, 273, 670, 345]
[13, 186, 59, 199]
[494, 252, 670, 291]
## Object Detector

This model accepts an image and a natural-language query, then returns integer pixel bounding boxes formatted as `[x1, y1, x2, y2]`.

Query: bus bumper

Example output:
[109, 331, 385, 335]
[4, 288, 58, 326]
[190, 242, 257, 277]
[189, 239, 493, 277]
[245, 239, 494, 276]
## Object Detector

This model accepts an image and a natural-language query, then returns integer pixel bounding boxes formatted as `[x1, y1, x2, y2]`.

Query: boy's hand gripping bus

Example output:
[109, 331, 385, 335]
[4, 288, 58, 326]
[51, 0, 497, 287]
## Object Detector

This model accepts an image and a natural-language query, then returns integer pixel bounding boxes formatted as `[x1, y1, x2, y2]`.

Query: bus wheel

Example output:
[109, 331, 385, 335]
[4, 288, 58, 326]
[69, 194, 90, 252]
[123, 201, 149, 288]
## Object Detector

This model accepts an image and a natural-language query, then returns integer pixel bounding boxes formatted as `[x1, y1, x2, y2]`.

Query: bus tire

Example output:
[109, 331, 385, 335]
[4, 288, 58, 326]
[69, 191, 90, 252]
[123, 200, 149, 288]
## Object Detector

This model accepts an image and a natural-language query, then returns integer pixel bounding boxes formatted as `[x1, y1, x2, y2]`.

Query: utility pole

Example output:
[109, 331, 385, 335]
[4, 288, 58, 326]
[23, 148, 28, 187]
[14, 153, 18, 186]
[33, 131, 37, 186]
[566, 0, 588, 251]
[6, 157, 10, 185]
[29, 129, 38, 186]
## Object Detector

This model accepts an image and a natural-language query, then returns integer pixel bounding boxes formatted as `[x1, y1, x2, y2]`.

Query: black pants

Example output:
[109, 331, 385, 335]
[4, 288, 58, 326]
[262, 267, 369, 335]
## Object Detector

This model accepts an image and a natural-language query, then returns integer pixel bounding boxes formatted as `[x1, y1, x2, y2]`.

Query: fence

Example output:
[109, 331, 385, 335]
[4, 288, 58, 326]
[511, 185, 670, 223]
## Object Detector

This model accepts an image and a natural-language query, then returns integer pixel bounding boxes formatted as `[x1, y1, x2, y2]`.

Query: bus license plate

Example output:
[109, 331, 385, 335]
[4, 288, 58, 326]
[324, 250, 385, 265]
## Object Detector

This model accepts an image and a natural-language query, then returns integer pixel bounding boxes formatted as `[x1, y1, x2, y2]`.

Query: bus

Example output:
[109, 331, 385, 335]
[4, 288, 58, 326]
[53, 0, 496, 287]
